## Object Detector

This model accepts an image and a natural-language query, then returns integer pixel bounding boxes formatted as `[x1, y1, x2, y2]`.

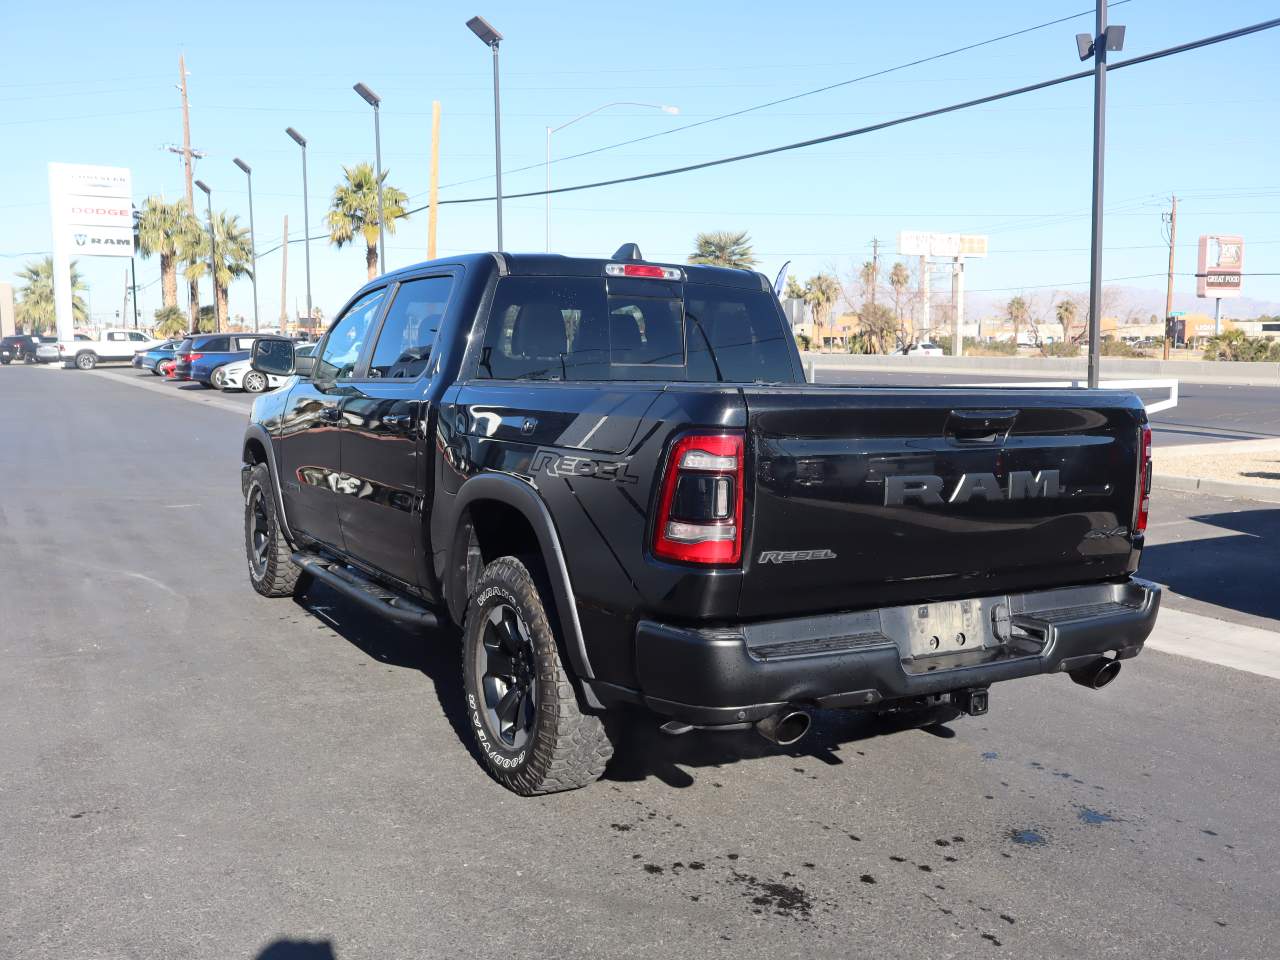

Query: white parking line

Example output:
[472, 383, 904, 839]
[1146, 606, 1280, 680]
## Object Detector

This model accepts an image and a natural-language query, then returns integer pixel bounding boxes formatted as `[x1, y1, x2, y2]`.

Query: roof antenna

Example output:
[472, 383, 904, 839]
[612, 243, 643, 261]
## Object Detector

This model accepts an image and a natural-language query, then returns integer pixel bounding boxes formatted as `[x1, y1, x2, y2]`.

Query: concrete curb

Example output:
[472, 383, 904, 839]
[1153, 473, 1280, 504]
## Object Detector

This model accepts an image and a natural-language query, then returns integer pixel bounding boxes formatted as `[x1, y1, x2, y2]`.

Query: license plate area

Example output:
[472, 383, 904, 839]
[883, 597, 1002, 665]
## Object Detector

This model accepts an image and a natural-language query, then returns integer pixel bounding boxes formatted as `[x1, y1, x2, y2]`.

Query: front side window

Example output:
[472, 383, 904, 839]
[368, 276, 453, 379]
[128, 331, 148, 341]
[315, 289, 385, 381]
[108, 332, 126, 341]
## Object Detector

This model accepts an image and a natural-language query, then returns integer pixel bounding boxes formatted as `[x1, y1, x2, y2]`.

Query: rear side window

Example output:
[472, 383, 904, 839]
[199, 336, 230, 352]
[684, 283, 797, 383]
[177, 339, 193, 353]
[368, 276, 453, 379]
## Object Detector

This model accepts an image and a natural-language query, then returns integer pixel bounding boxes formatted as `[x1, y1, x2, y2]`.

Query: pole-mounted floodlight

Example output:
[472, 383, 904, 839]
[467, 15, 504, 249]
[233, 157, 260, 332]
[1079, 3, 1125, 389]
[285, 127, 313, 326]
[194, 180, 219, 333]
[353, 82, 386, 275]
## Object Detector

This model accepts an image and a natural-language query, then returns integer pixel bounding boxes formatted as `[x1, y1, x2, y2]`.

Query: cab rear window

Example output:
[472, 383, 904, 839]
[476, 276, 797, 383]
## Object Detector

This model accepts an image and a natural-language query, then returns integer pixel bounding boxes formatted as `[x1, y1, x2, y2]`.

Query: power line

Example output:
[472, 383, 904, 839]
[417, 15, 1280, 211]
[425, 2, 1132, 196]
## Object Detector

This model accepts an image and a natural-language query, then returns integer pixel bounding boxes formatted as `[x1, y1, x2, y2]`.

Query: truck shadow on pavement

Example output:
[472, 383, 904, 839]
[1141, 506, 1280, 623]
[292, 582, 965, 789]
[256, 941, 335, 959]
[291, 582, 487, 769]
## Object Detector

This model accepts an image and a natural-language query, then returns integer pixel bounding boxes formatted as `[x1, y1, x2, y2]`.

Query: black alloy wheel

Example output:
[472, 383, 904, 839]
[474, 602, 539, 750]
[247, 485, 271, 580]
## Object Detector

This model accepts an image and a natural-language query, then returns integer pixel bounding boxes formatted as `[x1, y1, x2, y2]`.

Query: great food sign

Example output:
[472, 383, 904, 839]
[49, 163, 134, 258]
[1197, 234, 1243, 299]
[897, 232, 989, 259]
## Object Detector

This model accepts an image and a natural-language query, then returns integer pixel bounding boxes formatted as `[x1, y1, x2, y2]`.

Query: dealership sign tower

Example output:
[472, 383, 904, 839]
[47, 163, 134, 343]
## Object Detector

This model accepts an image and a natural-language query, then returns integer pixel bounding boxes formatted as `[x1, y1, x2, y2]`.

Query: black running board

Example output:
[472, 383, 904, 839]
[292, 552, 441, 628]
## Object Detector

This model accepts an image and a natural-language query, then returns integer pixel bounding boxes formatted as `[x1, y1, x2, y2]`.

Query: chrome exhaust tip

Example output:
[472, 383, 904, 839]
[756, 709, 812, 746]
[1069, 658, 1122, 690]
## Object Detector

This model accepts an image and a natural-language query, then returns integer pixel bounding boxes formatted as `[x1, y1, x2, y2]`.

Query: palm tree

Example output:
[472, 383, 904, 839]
[153, 305, 187, 339]
[326, 162, 410, 280]
[688, 230, 757, 269]
[1006, 295, 1029, 346]
[179, 211, 254, 330]
[804, 273, 840, 351]
[136, 196, 190, 310]
[15, 256, 87, 333]
[1056, 298, 1080, 342]
[889, 261, 910, 340]
[783, 275, 806, 301]
[860, 260, 878, 306]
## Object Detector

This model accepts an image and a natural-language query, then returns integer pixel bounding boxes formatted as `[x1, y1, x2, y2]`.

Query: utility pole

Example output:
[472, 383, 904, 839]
[279, 214, 289, 330]
[951, 258, 965, 357]
[869, 237, 880, 307]
[1163, 194, 1177, 360]
[178, 55, 194, 210]
[130, 257, 139, 328]
[917, 255, 929, 339]
[428, 101, 441, 259]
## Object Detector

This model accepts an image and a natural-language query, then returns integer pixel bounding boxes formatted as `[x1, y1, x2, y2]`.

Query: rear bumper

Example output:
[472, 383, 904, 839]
[631, 578, 1160, 726]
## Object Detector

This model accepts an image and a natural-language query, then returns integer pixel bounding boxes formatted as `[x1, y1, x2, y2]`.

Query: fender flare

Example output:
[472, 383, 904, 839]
[242, 423, 296, 545]
[447, 474, 594, 683]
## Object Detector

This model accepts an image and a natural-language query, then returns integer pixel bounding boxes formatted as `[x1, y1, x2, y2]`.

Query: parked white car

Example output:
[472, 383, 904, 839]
[220, 343, 314, 393]
[905, 342, 945, 357]
[60, 329, 163, 369]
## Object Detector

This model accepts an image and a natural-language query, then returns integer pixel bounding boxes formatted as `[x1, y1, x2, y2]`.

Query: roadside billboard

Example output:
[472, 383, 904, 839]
[897, 232, 989, 259]
[47, 163, 134, 344]
[1197, 234, 1243, 298]
[49, 163, 134, 260]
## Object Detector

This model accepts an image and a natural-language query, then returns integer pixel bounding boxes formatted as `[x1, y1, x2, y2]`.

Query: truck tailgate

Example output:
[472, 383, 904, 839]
[739, 387, 1146, 619]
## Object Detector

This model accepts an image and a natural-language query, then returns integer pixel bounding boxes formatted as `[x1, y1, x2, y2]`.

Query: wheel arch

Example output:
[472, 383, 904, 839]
[242, 423, 296, 544]
[447, 474, 595, 686]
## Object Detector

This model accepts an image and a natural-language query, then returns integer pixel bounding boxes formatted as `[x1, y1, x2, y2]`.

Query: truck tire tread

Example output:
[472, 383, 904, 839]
[244, 462, 304, 598]
[463, 556, 613, 795]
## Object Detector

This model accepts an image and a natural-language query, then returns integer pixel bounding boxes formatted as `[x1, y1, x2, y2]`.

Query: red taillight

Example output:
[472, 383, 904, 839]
[1135, 424, 1152, 534]
[185, 352, 203, 362]
[652, 433, 744, 565]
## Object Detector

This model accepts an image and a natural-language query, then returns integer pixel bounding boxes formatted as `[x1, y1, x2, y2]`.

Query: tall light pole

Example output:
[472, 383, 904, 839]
[353, 82, 386, 276]
[232, 157, 260, 332]
[1076, 4, 1124, 388]
[194, 179, 219, 332]
[545, 102, 678, 251]
[285, 127, 313, 327]
[466, 15, 504, 249]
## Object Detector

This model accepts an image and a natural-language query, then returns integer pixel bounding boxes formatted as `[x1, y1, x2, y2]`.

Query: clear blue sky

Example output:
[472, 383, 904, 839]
[2, 0, 1278, 326]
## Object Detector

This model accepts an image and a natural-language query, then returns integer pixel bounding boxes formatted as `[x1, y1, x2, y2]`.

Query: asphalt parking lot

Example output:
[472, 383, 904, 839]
[3, 364, 1279, 960]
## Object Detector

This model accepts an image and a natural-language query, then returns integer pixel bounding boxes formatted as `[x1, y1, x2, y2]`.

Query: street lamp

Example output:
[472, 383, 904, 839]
[232, 157, 260, 332]
[285, 126, 313, 327]
[353, 82, 386, 276]
[194, 179, 218, 332]
[1076, 1, 1125, 388]
[466, 15, 504, 249]
[545, 102, 678, 251]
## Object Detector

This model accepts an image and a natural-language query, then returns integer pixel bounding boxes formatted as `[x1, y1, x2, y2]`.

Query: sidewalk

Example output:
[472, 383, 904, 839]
[1154, 437, 1280, 504]
[1146, 605, 1280, 681]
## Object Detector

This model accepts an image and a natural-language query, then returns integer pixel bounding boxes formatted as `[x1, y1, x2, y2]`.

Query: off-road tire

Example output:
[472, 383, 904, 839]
[244, 462, 304, 598]
[463, 556, 613, 795]
[75, 351, 97, 370]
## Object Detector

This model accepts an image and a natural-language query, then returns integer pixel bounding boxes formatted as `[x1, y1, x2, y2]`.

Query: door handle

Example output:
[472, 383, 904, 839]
[383, 414, 413, 434]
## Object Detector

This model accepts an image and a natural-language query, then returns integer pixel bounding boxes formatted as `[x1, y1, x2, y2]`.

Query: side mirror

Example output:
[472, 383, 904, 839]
[252, 339, 295, 377]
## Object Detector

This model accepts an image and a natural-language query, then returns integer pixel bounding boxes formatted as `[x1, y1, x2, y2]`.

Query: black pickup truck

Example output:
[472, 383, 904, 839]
[241, 246, 1160, 795]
